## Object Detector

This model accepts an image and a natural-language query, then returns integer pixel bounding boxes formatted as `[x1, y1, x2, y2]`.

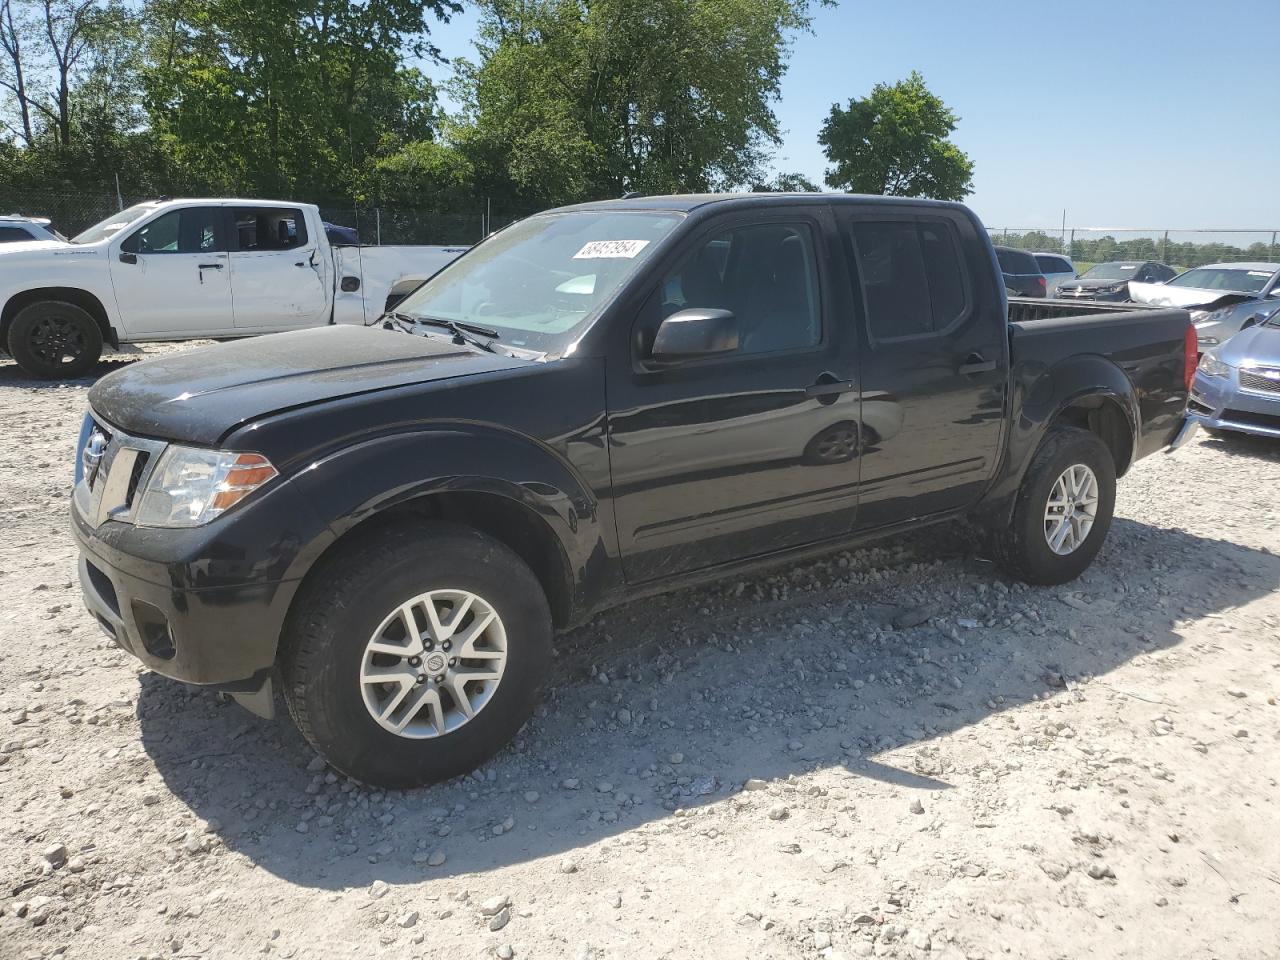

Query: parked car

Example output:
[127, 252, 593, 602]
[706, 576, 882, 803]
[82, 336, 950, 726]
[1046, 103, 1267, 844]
[0, 199, 468, 378]
[1188, 314, 1280, 438]
[1130, 261, 1280, 353]
[1032, 252, 1076, 294]
[1186, 290, 1280, 350]
[71, 193, 1196, 786]
[0, 213, 64, 244]
[322, 221, 360, 244]
[1057, 260, 1178, 302]
[994, 245, 1047, 297]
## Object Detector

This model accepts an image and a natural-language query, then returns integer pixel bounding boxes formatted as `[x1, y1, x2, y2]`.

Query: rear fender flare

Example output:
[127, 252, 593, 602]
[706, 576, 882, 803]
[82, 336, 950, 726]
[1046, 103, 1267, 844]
[983, 355, 1139, 523]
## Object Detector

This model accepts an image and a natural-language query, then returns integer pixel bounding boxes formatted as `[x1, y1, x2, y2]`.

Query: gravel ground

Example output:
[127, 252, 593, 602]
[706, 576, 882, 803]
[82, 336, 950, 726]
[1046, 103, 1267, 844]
[1, 345, 1278, 960]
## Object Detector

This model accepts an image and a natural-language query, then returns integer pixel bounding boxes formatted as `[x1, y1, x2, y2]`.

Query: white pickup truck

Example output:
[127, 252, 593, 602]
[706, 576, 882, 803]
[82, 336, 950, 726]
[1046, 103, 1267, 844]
[0, 198, 467, 378]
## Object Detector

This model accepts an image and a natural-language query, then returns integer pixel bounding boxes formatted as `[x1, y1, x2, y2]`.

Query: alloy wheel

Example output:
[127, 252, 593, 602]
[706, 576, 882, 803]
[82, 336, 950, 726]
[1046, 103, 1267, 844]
[1043, 463, 1099, 555]
[359, 589, 507, 738]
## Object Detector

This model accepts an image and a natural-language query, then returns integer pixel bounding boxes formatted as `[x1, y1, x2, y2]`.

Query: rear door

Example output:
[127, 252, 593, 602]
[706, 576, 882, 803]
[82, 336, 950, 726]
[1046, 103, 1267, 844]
[109, 205, 233, 337]
[228, 206, 330, 329]
[606, 208, 862, 582]
[838, 209, 1007, 528]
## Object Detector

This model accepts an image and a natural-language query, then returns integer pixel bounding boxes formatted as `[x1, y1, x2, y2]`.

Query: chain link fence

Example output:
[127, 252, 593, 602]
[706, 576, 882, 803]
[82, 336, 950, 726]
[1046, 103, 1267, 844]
[987, 227, 1280, 272]
[0, 188, 533, 245]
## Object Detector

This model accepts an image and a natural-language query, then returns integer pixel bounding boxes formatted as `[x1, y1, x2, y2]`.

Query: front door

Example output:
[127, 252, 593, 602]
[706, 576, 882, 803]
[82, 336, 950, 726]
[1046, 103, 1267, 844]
[607, 212, 862, 583]
[109, 206, 233, 338]
[228, 206, 330, 329]
[837, 210, 1007, 528]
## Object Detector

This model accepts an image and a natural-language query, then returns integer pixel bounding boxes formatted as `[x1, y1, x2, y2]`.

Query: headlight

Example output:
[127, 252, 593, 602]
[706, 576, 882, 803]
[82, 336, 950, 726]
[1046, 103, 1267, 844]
[1198, 337, 1220, 346]
[135, 447, 278, 527]
[1194, 308, 1227, 326]
[1197, 354, 1232, 379]
[1100, 283, 1125, 294]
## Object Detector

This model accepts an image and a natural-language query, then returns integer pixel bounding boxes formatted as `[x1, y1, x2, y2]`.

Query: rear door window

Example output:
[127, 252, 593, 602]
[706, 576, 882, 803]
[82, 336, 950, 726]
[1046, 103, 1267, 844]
[231, 207, 309, 251]
[850, 219, 971, 340]
[1036, 255, 1070, 274]
[995, 248, 1038, 274]
[0, 226, 34, 242]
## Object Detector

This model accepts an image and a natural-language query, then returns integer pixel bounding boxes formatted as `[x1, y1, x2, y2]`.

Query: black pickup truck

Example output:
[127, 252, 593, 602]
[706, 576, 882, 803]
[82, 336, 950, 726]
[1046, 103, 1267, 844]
[71, 194, 1198, 786]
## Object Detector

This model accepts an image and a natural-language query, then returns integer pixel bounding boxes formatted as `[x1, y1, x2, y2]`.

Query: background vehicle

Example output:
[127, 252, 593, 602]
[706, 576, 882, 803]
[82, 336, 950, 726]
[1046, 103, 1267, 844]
[994, 245, 1047, 297]
[1057, 260, 1177, 302]
[1131, 261, 1280, 307]
[1191, 295, 1280, 350]
[0, 199, 467, 378]
[1033, 252, 1076, 294]
[1188, 317, 1280, 439]
[0, 214, 64, 244]
[71, 194, 1195, 787]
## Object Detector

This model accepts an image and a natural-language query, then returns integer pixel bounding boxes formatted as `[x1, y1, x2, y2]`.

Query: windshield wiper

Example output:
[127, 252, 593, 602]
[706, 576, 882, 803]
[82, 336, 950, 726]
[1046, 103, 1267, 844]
[383, 312, 500, 353]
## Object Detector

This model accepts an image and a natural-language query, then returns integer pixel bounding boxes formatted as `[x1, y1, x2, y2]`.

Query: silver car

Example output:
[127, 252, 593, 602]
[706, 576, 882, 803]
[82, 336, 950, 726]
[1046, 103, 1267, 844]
[0, 214, 64, 243]
[1192, 292, 1280, 350]
[1033, 252, 1076, 295]
[1188, 316, 1280, 439]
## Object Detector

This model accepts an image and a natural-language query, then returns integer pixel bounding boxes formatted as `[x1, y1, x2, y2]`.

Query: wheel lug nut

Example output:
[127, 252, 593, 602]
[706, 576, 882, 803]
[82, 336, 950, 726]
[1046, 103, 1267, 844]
[415, 674, 427, 684]
[442, 641, 451, 651]
[448, 657, 456, 666]
[408, 656, 421, 667]
[434, 674, 445, 683]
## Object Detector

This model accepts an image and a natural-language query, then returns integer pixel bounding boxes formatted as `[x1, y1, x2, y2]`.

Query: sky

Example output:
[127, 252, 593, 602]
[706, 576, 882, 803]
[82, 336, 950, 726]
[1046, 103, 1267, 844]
[420, 0, 1280, 233]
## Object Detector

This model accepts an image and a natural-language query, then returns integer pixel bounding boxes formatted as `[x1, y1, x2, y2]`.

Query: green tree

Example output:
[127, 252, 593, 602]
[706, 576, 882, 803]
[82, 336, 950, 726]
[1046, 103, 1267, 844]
[819, 71, 973, 200]
[751, 171, 821, 192]
[141, 0, 458, 198]
[454, 0, 823, 206]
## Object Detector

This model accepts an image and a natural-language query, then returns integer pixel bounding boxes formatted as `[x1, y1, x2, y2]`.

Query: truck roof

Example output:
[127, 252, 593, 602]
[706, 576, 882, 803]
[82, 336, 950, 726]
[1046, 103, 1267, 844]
[552, 192, 972, 215]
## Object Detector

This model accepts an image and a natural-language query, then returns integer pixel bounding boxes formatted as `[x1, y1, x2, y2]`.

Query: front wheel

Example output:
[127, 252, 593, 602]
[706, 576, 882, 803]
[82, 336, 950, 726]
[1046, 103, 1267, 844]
[280, 522, 552, 787]
[8, 300, 103, 379]
[992, 426, 1117, 585]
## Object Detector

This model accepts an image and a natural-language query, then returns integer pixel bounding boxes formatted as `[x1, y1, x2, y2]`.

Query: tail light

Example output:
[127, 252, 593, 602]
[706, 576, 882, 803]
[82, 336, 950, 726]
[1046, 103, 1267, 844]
[1037, 276, 1047, 292]
[1183, 325, 1198, 392]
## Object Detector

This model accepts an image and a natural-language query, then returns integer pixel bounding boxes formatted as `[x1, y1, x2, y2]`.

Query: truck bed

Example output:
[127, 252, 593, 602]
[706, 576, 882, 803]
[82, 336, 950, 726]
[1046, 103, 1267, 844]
[1008, 298, 1192, 463]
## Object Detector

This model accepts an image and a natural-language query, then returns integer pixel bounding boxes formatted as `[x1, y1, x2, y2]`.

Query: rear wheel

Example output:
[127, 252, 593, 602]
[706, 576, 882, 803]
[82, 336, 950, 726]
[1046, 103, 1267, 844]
[280, 522, 552, 787]
[8, 300, 103, 379]
[992, 426, 1116, 585]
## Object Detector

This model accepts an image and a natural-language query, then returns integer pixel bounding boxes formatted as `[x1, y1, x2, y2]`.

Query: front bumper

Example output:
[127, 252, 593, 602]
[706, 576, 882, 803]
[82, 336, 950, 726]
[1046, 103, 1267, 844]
[1188, 370, 1280, 439]
[71, 468, 319, 695]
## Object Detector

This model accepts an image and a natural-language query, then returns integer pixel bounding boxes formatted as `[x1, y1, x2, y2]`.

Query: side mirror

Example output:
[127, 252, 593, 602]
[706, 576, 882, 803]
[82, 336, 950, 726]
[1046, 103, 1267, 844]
[650, 308, 739, 363]
[118, 251, 137, 265]
[340, 275, 360, 292]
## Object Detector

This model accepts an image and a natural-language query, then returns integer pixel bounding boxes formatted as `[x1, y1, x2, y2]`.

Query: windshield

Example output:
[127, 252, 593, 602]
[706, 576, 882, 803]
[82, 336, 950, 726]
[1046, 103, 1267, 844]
[392, 210, 682, 355]
[1083, 262, 1142, 281]
[71, 204, 161, 244]
[1167, 266, 1277, 294]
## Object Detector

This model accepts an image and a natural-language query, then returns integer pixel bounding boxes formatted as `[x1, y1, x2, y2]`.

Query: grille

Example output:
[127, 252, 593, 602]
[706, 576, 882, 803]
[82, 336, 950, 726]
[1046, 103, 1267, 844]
[1239, 369, 1280, 395]
[75, 418, 167, 528]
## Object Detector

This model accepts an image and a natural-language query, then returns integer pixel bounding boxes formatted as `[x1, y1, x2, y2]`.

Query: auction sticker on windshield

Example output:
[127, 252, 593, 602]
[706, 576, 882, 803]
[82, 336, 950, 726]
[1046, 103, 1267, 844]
[573, 240, 650, 259]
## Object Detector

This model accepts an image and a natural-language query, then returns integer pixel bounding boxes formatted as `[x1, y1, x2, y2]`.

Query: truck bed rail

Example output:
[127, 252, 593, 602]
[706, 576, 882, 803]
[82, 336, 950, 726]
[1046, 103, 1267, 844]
[1008, 297, 1166, 324]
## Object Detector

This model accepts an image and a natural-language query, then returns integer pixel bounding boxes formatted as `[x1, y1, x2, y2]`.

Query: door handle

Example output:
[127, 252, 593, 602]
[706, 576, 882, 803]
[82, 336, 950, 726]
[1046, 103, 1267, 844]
[805, 378, 856, 399]
[958, 353, 997, 375]
[198, 263, 224, 270]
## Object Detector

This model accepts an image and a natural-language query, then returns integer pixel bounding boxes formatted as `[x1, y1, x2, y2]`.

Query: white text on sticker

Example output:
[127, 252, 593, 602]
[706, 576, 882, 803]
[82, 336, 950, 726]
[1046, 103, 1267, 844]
[573, 240, 650, 259]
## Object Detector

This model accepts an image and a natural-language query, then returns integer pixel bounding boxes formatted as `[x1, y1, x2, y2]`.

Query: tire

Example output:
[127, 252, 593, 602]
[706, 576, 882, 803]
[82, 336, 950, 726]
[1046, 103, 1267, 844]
[280, 522, 553, 787]
[8, 300, 104, 379]
[992, 426, 1117, 586]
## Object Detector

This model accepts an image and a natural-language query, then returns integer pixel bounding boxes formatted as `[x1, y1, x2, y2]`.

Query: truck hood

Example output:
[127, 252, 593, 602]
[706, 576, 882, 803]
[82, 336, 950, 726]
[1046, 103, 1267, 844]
[0, 238, 74, 256]
[88, 325, 527, 445]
